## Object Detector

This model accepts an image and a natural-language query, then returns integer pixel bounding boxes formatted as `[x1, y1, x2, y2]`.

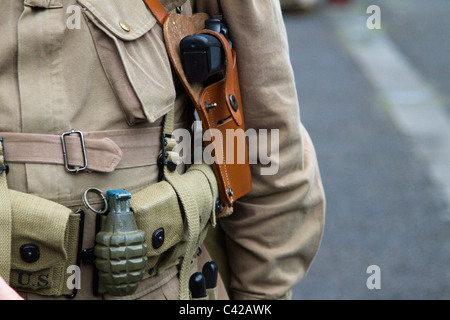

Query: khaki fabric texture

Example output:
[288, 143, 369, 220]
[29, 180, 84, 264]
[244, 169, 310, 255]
[161, 164, 217, 300]
[0, 0, 325, 300]
[0, 144, 12, 284]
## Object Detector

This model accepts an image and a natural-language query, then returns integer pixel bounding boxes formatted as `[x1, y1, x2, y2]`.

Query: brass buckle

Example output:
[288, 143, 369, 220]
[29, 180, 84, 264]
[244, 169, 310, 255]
[61, 130, 87, 173]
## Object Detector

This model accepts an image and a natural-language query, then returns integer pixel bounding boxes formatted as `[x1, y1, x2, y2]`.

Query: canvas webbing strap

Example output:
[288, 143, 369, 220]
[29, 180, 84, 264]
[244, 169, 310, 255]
[0, 123, 187, 173]
[160, 109, 198, 300]
[164, 165, 200, 300]
[0, 138, 12, 283]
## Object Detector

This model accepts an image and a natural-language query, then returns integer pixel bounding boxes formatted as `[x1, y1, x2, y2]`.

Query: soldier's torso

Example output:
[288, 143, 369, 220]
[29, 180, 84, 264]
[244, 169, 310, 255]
[0, 0, 208, 300]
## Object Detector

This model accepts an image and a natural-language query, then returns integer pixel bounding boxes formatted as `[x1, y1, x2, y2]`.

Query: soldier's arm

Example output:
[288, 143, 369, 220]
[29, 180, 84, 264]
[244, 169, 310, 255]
[0, 277, 23, 300]
[196, 0, 326, 300]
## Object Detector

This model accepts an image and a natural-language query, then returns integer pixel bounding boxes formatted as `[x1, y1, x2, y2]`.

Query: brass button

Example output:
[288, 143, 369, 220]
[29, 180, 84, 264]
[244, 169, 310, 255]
[119, 21, 131, 32]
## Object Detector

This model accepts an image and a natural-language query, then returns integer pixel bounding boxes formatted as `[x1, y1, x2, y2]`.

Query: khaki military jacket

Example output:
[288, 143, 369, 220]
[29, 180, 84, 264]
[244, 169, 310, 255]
[0, 0, 325, 300]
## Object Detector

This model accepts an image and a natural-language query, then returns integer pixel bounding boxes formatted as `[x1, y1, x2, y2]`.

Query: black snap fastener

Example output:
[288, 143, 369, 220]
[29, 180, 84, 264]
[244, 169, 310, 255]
[20, 244, 40, 263]
[152, 228, 165, 249]
[229, 94, 239, 112]
[215, 198, 223, 214]
[167, 161, 177, 172]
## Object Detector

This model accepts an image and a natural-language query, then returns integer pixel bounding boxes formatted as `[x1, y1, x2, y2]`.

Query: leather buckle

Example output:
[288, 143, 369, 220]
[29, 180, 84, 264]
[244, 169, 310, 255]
[61, 130, 88, 173]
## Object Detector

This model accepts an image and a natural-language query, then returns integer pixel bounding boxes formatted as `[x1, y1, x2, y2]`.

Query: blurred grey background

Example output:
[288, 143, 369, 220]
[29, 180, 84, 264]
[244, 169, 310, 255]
[285, 0, 450, 299]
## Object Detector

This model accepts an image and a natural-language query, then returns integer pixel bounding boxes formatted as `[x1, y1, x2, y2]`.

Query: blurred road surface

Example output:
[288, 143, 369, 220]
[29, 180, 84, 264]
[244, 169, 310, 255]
[286, 0, 450, 299]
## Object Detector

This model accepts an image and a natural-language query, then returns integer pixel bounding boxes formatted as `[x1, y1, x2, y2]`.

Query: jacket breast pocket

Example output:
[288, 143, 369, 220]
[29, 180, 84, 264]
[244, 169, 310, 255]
[79, 0, 176, 125]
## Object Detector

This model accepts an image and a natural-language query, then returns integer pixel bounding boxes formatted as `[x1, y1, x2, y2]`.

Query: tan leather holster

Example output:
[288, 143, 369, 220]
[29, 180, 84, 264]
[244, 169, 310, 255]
[144, 0, 252, 213]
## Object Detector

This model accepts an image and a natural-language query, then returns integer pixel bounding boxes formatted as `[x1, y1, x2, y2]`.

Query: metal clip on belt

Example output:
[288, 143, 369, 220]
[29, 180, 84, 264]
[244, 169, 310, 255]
[0, 138, 9, 175]
[158, 133, 177, 182]
[61, 130, 87, 173]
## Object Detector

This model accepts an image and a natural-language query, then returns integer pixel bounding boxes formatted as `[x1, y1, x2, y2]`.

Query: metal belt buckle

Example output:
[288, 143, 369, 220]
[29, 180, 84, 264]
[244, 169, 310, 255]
[61, 130, 88, 173]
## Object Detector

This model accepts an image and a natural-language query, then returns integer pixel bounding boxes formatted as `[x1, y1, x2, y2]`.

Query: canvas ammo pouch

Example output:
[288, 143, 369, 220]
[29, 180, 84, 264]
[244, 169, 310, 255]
[0, 139, 83, 297]
[130, 162, 219, 300]
[8, 191, 83, 297]
[1, 161, 218, 299]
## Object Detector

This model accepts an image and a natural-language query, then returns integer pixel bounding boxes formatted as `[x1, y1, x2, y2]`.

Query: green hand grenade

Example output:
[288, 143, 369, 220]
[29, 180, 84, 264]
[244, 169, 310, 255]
[95, 189, 148, 296]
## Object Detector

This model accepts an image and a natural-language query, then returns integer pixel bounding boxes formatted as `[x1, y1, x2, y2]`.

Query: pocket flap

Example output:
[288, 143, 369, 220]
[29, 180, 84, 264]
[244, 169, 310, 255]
[10, 191, 72, 272]
[78, 0, 157, 41]
[131, 181, 184, 258]
[79, 0, 176, 124]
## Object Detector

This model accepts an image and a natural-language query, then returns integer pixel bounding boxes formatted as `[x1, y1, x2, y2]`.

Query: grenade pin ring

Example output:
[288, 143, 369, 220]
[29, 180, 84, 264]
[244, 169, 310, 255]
[83, 187, 108, 215]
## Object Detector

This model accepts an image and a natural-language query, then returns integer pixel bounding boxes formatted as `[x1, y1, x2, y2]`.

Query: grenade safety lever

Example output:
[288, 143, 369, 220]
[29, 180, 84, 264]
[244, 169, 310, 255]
[94, 189, 148, 296]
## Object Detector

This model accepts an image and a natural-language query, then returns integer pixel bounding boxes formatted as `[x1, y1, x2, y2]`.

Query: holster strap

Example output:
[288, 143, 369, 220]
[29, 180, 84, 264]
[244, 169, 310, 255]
[143, 0, 168, 25]
[0, 124, 187, 173]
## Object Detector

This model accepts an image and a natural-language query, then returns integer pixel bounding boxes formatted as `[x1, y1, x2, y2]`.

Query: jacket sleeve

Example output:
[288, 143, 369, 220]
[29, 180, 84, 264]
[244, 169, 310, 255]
[196, 0, 326, 300]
